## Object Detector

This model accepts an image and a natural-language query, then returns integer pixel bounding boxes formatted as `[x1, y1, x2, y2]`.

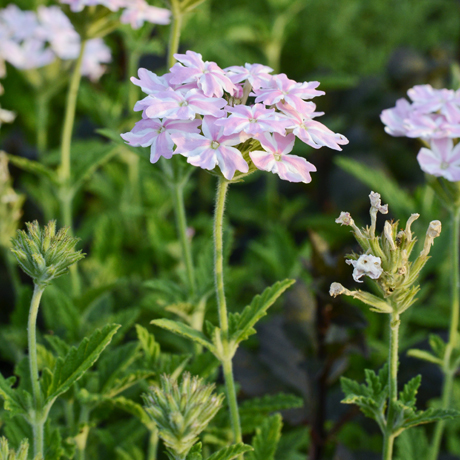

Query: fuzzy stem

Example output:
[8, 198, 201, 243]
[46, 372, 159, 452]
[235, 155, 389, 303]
[147, 428, 159, 460]
[168, 0, 182, 69]
[429, 206, 460, 460]
[36, 93, 49, 155]
[28, 284, 45, 457]
[213, 178, 242, 445]
[382, 312, 400, 460]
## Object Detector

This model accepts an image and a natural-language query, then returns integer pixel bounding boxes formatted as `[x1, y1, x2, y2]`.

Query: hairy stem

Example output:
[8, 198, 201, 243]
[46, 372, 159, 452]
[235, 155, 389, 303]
[147, 428, 159, 460]
[382, 312, 400, 460]
[36, 93, 49, 155]
[213, 178, 242, 445]
[429, 206, 460, 460]
[28, 284, 45, 457]
[168, 0, 182, 69]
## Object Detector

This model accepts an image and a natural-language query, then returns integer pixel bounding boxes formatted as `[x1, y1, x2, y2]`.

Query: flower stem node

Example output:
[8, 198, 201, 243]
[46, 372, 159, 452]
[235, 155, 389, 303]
[10, 220, 85, 288]
[143, 373, 224, 460]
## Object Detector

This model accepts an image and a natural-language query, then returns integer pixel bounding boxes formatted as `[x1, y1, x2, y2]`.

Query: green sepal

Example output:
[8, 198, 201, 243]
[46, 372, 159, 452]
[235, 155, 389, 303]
[247, 414, 282, 460]
[151, 319, 217, 355]
[229, 279, 295, 344]
[208, 443, 253, 460]
[45, 324, 120, 404]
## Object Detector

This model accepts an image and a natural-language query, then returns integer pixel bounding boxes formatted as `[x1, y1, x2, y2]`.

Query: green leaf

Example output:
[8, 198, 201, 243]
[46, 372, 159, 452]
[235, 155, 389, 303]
[186, 443, 203, 460]
[44, 335, 70, 358]
[109, 396, 154, 429]
[399, 375, 421, 409]
[394, 407, 460, 435]
[240, 393, 303, 414]
[151, 319, 217, 355]
[0, 374, 29, 417]
[6, 154, 58, 185]
[46, 324, 120, 403]
[247, 414, 282, 460]
[395, 427, 429, 460]
[135, 324, 160, 363]
[229, 279, 295, 344]
[96, 128, 145, 158]
[208, 443, 253, 460]
[406, 349, 443, 366]
[429, 334, 447, 359]
[335, 157, 416, 218]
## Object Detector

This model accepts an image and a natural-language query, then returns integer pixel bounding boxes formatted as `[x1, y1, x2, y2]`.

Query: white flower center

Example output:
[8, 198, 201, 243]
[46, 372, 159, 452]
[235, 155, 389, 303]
[248, 118, 256, 123]
[180, 100, 188, 107]
[211, 141, 220, 149]
[157, 126, 165, 134]
[274, 153, 282, 161]
[440, 161, 450, 170]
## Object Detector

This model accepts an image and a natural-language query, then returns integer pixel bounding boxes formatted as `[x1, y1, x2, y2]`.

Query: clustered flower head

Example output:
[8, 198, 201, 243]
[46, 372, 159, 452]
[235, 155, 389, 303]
[381, 84, 460, 182]
[10, 220, 85, 288]
[330, 191, 441, 315]
[0, 152, 24, 249]
[0, 4, 111, 80]
[60, 0, 171, 29]
[143, 373, 223, 460]
[121, 50, 349, 183]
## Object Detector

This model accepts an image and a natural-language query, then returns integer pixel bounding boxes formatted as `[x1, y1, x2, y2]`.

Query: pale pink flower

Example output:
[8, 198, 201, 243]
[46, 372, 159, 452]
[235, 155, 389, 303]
[131, 69, 173, 95]
[170, 50, 236, 98]
[0, 4, 39, 40]
[60, 0, 124, 12]
[81, 38, 111, 81]
[417, 138, 460, 182]
[170, 116, 248, 180]
[0, 39, 54, 69]
[215, 104, 291, 136]
[143, 88, 226, 120]
[121, 118, 201, 163]
[408, 84, 460, 122]
[224, 63, 273, 90]
[380, 98, 412, 137]
[249, 133, 316, 183]
[120, 0, 170, 29]
[253, 74, 325, 113]
[37, 6, 80, 60]
[404, 112, 460, 139]
[282, 106, 348, 150]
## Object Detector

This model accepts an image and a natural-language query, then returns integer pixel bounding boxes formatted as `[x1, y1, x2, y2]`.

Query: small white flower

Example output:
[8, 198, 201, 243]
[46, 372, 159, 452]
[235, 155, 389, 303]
[335, 211, 354, 226]
[369, 191, 388, 214]
[346, 254, 383, 283]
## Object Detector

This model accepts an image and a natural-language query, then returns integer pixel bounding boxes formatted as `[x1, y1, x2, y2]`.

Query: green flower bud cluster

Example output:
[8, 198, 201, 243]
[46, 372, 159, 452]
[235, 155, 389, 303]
[331, 191, 441, 314]
[10, 220, 85, 287]
[0, 153, 24, 248]
[143, 373, 224, 460]
[0, 437, 42, 460]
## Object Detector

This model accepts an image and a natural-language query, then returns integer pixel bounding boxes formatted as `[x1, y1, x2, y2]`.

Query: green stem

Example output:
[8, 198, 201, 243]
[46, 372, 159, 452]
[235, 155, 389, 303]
[75, 405, 91, 460]
[127, 49, 141, 112]
[168, 0, 182, 69]
[147, 428, 159, 460]
[36, 93, 49, 155]
[382, 312, 400, 460]
[172, 180, 196, 295]
[28, 284, 45, 458]
[429, 206, 460, 460]
[213, 178, 242, 444]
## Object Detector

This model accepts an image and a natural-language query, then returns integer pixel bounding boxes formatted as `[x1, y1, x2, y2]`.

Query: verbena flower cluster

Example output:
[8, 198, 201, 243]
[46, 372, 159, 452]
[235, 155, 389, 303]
[381, 84, 460, 182]
[0, 4, 110, 80]
[121, 51, 349, 183]
[60, 0, 171, 29]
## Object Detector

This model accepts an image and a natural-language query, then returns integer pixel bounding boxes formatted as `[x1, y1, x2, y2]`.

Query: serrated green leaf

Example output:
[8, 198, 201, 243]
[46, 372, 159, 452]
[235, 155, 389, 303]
[151, 319, 217, 355]
[395, 427, 429, 460]
[104, 370, 154, 398]
[429, 334, 447, 359]
[230, 279, 295, 344]
[407, 349, 443, 366]
[135, 324, 160, 363]
[399, 375, 421, 408]
[240, 393, 303, 414]
[247, 414, 282, 460]
[110, 396, 154, 428]
[44, 335, 70, 358]
[186, 443, 203, 460]
[46, 324, 120, 404]
[208, 443, 253, 460]
[395, 407, 460, 435]
[0, 374, 28, 417]
[6, 154, 58, 185]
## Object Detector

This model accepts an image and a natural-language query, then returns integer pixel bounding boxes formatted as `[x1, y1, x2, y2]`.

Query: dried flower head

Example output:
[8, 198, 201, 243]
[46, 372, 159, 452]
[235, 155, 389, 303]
[10, 221, 85, 287]
[143, 373, 223, 460]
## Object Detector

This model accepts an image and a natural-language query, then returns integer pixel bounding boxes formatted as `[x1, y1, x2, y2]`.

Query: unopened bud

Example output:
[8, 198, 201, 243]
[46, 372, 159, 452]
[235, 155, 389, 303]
[384, 221, 396, 250]
[427, 220, 442, 238]
[330, 282, 346, 297]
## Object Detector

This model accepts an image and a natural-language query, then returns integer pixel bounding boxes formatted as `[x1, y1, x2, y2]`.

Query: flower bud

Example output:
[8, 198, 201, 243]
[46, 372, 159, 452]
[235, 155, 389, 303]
[10, 221, 85, 287]
[143, 373, 224, 460]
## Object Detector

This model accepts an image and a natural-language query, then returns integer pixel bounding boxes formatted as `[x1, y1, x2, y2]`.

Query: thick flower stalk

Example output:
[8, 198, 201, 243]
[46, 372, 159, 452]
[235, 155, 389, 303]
[10, 221, 84, 457]
[331, 192, 445, 460]
[143, 373, 223, 460]
[382, 85, 460, 458]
